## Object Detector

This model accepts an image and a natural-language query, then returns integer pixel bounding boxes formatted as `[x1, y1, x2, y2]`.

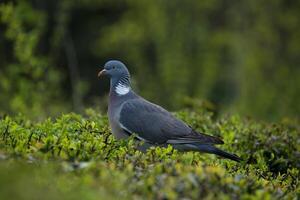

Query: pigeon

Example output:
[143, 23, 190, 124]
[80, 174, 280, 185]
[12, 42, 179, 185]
[98, 60, 242, 162]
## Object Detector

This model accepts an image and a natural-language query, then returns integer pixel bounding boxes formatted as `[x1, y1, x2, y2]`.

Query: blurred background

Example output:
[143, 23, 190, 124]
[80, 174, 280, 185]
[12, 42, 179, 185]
[0, 0, 299, 120]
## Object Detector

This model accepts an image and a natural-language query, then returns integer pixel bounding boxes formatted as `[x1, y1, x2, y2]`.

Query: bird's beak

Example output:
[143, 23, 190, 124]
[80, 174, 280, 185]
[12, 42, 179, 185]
[98, 69, 107, 77]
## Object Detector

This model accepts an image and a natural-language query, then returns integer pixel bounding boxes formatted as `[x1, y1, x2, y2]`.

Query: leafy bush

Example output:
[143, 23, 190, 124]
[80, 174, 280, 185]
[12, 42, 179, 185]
[0, 109, 299, 199]
[0, 2, 66, 118]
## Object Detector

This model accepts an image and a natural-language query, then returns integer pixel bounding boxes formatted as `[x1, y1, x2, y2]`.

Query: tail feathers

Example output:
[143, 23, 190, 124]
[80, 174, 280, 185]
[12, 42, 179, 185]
[176, 144, 242, 162]
[201, 145, 242, 162]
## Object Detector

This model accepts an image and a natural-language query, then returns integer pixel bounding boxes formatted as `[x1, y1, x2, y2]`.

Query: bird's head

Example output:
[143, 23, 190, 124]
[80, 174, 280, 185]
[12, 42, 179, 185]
[98, 60, 130, 79]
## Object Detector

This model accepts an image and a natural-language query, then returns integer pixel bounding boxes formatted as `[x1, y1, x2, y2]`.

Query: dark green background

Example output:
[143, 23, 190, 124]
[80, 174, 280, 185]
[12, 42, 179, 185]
[0, 0, 299, 120]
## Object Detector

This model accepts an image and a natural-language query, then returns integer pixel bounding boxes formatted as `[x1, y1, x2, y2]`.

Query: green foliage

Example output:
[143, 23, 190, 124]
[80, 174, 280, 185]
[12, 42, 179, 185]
[0, 109, 299, 199]
[0, 2, 66, 118]
[0, 0, 299, 120]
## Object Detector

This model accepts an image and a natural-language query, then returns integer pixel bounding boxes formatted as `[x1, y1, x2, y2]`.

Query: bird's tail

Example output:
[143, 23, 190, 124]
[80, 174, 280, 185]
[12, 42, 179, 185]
[198, 144, 242, 162]
[175, 143, 242, 162]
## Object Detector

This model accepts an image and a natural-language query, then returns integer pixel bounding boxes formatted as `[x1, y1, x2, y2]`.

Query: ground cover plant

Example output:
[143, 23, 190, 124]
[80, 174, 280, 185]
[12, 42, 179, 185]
[0, 109, 299, 199]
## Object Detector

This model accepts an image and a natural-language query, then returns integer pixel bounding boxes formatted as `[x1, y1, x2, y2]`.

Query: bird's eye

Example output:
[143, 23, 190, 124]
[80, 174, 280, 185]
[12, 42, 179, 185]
[112, 66, 116, 69]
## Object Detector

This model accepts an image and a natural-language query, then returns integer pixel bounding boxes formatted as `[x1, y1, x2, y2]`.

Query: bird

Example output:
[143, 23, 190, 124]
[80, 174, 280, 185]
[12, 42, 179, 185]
[98, 60, 242, 162]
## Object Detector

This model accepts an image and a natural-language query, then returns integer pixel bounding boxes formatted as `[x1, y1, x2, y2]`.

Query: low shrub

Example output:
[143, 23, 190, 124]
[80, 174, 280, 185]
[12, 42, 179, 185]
[0, 109, 299, 199]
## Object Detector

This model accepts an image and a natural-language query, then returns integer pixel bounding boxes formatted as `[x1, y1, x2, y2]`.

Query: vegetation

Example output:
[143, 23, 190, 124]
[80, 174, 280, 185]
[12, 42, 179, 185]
[0, 109, 299, 199]
[0, 0, 300, 120]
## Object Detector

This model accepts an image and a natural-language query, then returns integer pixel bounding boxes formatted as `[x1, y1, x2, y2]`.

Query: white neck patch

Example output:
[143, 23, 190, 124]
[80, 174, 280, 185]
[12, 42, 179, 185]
[115, 83, 130, 95]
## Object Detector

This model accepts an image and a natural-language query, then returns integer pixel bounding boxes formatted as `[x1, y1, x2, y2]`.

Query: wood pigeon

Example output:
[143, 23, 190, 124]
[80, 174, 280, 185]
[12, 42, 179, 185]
[98, 60, 242, 162]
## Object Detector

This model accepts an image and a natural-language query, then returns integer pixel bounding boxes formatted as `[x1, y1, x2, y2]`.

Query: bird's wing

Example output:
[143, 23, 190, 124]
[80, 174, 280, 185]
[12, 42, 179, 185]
[119, 98, 223, 145]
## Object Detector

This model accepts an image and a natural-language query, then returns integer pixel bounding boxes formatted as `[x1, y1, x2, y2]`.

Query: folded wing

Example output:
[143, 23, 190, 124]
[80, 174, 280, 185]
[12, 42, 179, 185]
[119, 98, 223, 145]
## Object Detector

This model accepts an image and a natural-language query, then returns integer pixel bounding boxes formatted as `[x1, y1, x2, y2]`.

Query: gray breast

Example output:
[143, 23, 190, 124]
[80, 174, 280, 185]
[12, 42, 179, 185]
[108, 91, 136, 140]
[108, 102, 128, 140]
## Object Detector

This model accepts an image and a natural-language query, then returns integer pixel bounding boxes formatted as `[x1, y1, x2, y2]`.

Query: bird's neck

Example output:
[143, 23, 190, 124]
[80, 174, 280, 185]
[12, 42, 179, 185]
[110, 74, 131, 96]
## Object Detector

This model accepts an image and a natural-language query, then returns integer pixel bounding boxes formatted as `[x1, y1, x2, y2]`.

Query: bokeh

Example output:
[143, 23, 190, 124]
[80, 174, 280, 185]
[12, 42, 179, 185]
[0, 0, 299, 120]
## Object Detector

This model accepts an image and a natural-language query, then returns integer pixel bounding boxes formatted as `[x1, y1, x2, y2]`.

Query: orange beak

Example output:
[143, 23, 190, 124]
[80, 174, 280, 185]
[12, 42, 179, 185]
[98, 69, 107, 77]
